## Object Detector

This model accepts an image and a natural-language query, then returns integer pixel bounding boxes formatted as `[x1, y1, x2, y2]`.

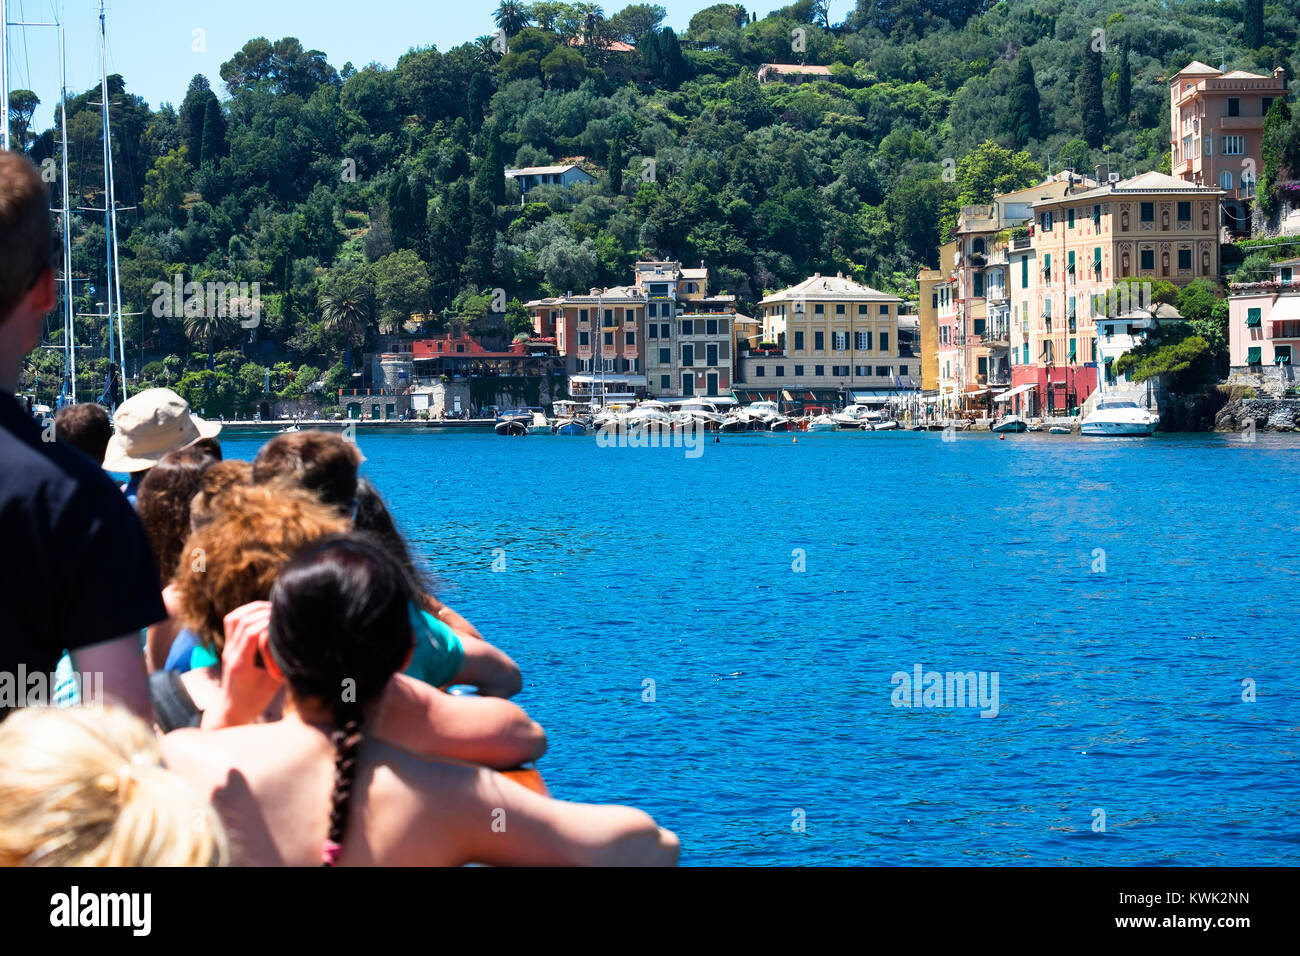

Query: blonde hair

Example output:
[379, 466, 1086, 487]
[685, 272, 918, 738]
[0, 705, 227, 867]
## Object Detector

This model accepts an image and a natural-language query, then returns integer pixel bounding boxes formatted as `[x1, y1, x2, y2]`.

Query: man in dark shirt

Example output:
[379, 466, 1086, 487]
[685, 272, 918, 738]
[0, 150, 162, 719]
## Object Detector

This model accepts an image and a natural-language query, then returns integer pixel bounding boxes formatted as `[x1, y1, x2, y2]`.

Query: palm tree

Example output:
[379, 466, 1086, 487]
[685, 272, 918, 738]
[473, 35, 503, 66]
[577, 4, 606, 46]
[184, 311, 236, 360]
[494, 1, 531, 37]
[320, 285, 371, 361]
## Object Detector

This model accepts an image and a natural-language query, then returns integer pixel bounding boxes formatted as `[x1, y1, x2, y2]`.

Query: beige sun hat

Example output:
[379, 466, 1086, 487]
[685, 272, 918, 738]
[101, 388, 222, 473]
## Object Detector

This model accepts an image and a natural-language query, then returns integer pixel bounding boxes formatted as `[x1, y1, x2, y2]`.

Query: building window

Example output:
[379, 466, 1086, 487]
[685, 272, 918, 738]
[794, 365, 804, 376]
[707, 344, 718, 366]
[1022, 343, 1029, 364]
[833, 332, 847, 350]
[682, 345, 694, 366]
[835, 304, 845, 315]
[815, 365, 824, 376]
[898, 365, 908, 377]
[1263, 97, 1274, 115]
[1067, 251, 1075, 277]
[856, 330, 871, 350]
[814, 304, 824, 314]
[659, 347, 670, 363]
[880, 304, 889, 315]
[815, 331, 825, 351]
[579, 331, 589, 346]
[1227, 97, 1240, 117]
[647, 303, 656, 318]
[855, 365, 869, 376]
[1067, 207, 1075, 229]
[603, 332, 614, 345]
[973, 238, 986, 254]
[973, 318, 986, 335]
[648, 324, 658, 339]
[1021, 256, 1029, 288]
[858, 304, 869, 315]
[880, 332, 889, 352]
[604, 310, 614, 326]
[1093, 204, 1101, 227]
[1140, 202, 1154, 222]
[1223, 135, 1244, 155]
[1178, 249, 1192, 270]
[1247, 346, 1262, 365]
[660, 323, 669, 338]
[794, 331, 805, 351]
[1177, 201, 1191, 222]
[661, 375, 671, 389]
[1277, 345, 1293, 365]
[1141, 249, 1155, 271]
[775, 365, 785, 376]
[1246, 308, 1262, 327]
[876, 366, 890, 377]
[706, 319, 718, 335]
[973, 273, 984, 297]
[579, 309, 588, 322]
[681, 320, 693, 335]
[755, 365, 765, 377]
[625, 332, 635, 345]
[1041, 211, 1053, 231]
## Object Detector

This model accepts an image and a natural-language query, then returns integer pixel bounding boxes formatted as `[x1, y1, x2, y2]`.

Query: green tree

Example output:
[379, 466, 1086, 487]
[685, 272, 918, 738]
[609, 4, 666, 43]
[1078, 40, 1105, 149]
[541, 46, 587, 89]
[7, 89, 40, 151]
[143, 147, 191, 222]
[1004, 57, 1040, 149]
[1244, 0, 1264, 48]
[1116, 40, 1131, 124]
[200, 97, 227, 165]
[494, 1, 532, 36]
[373, 250, 432, 333]
[954, 141, 1044, 207]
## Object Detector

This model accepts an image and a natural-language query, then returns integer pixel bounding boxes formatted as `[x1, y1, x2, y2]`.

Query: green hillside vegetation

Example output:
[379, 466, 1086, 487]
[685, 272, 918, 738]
[16, 0, 1300, 413]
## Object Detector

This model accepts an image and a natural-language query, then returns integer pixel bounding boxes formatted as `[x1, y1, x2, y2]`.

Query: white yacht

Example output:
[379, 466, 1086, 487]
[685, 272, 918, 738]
[670, 399, 725, 430]
[1080, 399, 1159, 436]
[831, 404, 874, 429]
[624, 400, 672, 430]
[807, 413, 837, 432]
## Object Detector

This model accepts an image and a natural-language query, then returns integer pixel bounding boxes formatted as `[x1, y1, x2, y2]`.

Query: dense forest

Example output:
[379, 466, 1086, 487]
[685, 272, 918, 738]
[13, 0, 1300, 414]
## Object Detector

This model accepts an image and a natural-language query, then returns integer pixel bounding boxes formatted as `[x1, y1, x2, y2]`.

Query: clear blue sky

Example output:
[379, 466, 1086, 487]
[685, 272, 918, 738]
[7, 0, 857, 131]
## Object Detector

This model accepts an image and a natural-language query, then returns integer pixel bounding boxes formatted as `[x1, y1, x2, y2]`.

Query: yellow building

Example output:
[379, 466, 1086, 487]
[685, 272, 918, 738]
[742, 273, 907, 402]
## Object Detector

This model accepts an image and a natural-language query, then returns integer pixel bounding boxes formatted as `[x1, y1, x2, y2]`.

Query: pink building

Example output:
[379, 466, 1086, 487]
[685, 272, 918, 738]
[1229, 257, 1300, 371]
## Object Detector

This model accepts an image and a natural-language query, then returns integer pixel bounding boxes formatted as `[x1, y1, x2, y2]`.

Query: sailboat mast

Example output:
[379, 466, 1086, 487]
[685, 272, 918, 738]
[98, 1, 126, 404]
[1, 0, 9, 151]
[59, 26, 74, 403]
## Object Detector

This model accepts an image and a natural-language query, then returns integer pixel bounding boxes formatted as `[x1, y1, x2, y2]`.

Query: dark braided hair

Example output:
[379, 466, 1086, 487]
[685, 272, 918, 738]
[267, 533, 416, 867]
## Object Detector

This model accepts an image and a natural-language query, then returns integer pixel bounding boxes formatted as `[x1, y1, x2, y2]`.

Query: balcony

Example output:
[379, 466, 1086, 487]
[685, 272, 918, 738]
[980, 322, 1011, 348]
[1271, 320, 1300, 340]
[1220, 115, 1264, 130]
[1011, 236, 1031, 251]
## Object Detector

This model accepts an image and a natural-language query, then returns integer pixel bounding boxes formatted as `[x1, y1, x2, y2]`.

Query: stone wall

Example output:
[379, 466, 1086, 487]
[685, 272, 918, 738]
[1214, 398, 1300, 432]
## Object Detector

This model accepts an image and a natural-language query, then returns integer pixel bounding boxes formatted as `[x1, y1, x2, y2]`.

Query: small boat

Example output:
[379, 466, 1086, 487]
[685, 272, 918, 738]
[831, 404, 875, 430]
[624, 400, 672, 433]
[494, 408, 533, 436]
[670, 399, 725, 431]
[526, 411, 552, 435]
[1080, 399, 1159, 436]
[991, 415, 1028, 433]
[555, 419, 587, 435]
[807, 414, 837, 432]
[1026, 422, 1043, 432]
[279, 424, 301, 433]
[1048, 424, 1071, 434]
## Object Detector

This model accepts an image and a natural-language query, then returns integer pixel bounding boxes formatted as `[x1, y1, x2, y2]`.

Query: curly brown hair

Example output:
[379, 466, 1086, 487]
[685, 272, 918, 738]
[173, 483, 350, 652]
[188, 459, 253, 531]
[136, 446, 218, 584]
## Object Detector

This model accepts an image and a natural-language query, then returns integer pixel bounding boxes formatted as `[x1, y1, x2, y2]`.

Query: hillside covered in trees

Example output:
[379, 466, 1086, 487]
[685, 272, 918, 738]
[15, 0, 1300, 414]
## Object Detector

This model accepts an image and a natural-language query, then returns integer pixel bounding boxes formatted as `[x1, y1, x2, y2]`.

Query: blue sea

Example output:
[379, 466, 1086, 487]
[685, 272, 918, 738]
[221, 428, 1300, 866]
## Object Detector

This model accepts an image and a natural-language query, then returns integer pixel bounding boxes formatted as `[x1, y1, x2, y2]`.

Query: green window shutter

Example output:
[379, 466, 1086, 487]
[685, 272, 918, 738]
[1247, 346, 1262, 363]
[1246, 308, 1262, 327]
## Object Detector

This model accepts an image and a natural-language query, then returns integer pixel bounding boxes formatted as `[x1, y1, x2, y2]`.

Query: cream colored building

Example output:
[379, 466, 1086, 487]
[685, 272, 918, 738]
[740, 273, 907, 401]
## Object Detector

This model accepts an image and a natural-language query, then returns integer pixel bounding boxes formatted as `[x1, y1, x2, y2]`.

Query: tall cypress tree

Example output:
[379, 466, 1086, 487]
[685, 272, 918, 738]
[1116, 40, 1131, 124]
[465, 186, 496, 289]
[1244, 0, 1264, 48]
[200, 97, 227, 166]
[1079, 41, 1106, 149]
[608, 134, 624, 196]
[179, 75, 212, 166]
[1005, 56, 1042, 148]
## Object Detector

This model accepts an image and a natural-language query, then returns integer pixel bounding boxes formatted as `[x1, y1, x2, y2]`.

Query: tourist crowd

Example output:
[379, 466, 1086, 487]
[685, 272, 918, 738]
[0, 149, 679, 866]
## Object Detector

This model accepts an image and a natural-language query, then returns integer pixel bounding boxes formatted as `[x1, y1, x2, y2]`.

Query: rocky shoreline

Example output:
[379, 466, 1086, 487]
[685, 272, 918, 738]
[1213, 398, 1300, 432]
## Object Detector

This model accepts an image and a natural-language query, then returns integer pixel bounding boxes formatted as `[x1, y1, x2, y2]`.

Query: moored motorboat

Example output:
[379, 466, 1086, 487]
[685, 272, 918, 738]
[1080, 399, 1159, 436]
[831, 404, 874, 430]
[807, 414, 837, 432]
[1048, 424, 1071, 434]
[495, 408, 533, 436]
[991, 414, 1028, 433]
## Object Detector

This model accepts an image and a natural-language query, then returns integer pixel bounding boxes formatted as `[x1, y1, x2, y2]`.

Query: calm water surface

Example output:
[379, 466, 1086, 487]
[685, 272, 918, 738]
[222, 428, 1300, 866]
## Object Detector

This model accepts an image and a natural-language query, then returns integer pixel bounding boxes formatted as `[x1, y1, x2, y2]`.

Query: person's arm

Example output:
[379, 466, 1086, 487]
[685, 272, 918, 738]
[450, 768, 680, 867]
[452, 634, 522, 699]
[76, 633, 150, 721]
[377, 673, 545, 769]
